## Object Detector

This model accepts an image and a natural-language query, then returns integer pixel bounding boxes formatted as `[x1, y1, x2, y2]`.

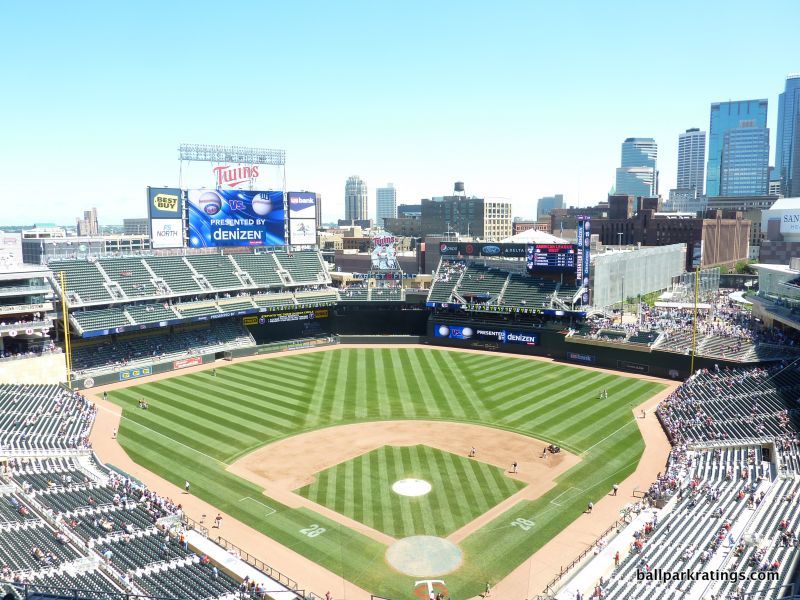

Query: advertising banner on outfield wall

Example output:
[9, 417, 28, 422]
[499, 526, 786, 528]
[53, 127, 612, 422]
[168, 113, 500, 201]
[187, 189, 285, 248]
[433, 323, 538, 345]
[173, 356, 204, 370]
[243, 309, 329, 326]
[567, 351, 596, 364]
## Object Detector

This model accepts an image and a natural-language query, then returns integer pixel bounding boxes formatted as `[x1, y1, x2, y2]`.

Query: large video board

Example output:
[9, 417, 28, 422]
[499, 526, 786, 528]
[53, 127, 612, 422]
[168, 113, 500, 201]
[187, 189, 285, 248]
[526, 244, 577, 272]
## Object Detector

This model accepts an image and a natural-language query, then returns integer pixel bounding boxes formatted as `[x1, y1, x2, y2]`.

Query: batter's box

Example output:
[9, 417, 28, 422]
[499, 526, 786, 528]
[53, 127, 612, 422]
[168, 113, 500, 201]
[238, 496, 277, 517]
[549, 486, 581, 507]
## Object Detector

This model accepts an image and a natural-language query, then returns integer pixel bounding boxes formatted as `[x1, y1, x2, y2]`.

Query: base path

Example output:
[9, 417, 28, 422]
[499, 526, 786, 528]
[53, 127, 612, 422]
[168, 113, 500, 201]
[228, 419, 580, 545]
[87, 343, 678, 600]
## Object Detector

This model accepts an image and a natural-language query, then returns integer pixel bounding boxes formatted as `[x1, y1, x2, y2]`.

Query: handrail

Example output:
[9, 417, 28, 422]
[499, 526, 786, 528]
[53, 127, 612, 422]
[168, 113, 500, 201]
[214, 535, 302, 593]
[542, 518, 624, 595]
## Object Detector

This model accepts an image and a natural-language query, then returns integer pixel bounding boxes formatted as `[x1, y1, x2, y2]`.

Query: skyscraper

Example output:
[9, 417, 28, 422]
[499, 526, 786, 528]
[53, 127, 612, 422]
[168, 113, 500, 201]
[720, 126, 770, 196]
[375, 183, 397, 228]
[344, 176, 368, 222]
[776, 74, 800, 196]
[615, 138, 658, 196]
[706, 99, 768, 197]
[677, 128, 706, 195]
[536, 194, 564, 221]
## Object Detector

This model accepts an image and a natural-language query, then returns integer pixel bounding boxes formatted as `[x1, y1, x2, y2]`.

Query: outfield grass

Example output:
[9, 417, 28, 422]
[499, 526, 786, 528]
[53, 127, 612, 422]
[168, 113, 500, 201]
[109, 347, 665, 599]
[296, 444, 525, 538]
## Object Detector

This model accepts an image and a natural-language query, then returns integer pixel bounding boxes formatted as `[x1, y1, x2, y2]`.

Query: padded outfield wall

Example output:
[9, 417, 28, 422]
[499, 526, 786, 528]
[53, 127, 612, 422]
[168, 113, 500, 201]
[424, 315, 766, 379]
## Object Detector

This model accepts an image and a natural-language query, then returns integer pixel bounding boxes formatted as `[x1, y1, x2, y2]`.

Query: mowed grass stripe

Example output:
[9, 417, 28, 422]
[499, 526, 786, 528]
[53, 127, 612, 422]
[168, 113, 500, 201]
[387, 447, 415, 536]
[404, 350, 443, 417]
[375, 446, 396, 535]
[152, 378, 299, 433]
[479, 362, 559, 396]
[490, 365, 595, 412]
[373, 350, 392, 419]
[431, 350, 489, 420]
[303, 350, 335, 427]
[111, 348, 666, 599]
[355, 349, 370, 419]
[405, 446, 436, 534]
[328, 351, 350, 423]
[418, 350, 468, 419]
[383, 349, 414, 419]
[420, 445, 457, 535]
[172, 371, 310, 423]
[113, 390, 242, 459]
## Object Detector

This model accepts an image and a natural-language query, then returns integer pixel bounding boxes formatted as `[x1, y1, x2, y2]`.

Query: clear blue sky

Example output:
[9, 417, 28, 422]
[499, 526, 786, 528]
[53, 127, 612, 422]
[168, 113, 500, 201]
[1, 0, 797, 225]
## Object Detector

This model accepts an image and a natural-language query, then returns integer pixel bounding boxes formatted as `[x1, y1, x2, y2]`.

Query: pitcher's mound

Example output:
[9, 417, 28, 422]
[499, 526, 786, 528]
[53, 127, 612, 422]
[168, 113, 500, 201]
[386, 536, 463, 576]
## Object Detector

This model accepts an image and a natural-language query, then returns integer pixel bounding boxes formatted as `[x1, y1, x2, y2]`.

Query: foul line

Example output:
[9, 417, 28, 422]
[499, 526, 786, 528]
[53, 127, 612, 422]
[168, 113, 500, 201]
[580, 419, 638, 455]
[238, 496, 277, 517]
[97, 404, 227, 467]
[550, 486, 580, 507]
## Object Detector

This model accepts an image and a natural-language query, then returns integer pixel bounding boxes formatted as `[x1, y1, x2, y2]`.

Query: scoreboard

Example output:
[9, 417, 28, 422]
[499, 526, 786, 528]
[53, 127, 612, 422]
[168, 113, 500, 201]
[526, 244, 577, 273]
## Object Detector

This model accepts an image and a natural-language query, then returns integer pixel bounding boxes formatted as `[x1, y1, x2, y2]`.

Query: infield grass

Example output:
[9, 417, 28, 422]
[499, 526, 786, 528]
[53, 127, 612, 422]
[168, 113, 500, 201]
[296, 444, 525, 538]
[109, 347, 665, 599]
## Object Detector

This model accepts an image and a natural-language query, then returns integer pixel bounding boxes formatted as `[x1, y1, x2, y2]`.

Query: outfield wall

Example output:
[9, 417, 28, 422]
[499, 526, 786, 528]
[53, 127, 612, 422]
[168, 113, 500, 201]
[424, 318, 763, 379]
[70, 352, 216, 390]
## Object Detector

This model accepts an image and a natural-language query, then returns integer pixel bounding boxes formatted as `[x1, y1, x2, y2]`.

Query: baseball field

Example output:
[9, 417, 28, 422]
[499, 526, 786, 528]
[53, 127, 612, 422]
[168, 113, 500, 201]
[106, 347, 666, 599]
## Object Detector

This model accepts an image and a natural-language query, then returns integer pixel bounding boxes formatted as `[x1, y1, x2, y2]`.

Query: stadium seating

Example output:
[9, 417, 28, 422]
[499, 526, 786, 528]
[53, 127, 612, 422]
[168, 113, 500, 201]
[272, 250, 328, 285]
[503, 274, 557, 308]
[137, 561, 241, 600]
[144, 257, 204, 294]
[0, 385, 95, 450]
[457, 264, 509, 302]
[97, 257, 159, 298]
[657, 365, 800, 445]
[556, 281, 581, 303]
[231, 253, 284, 287]
[627, 330, 660, 345]
[371, 288, 403, 301]
[252, 293, 295, 309]
[125, 303, 179, 325]
[72, 308, 130, 333]
[70, 322, 255, 377]
[217, 298, 257, 312]
[295, 290, 339, 306]
[50, 260, 112, 304]
[174, 301, 221, 318]
[338, 288, 370, 302]
[0, 384, 297, 600]
[185, 254, 243, 290]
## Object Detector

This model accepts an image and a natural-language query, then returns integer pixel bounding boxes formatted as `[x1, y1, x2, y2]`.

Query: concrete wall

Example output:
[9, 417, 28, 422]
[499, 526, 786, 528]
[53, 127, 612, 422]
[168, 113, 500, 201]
[0, 352, 66, 384]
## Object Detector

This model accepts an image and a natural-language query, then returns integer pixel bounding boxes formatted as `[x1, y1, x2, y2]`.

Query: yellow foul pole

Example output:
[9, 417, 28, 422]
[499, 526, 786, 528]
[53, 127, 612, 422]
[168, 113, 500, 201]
[59, 271, 73, 389]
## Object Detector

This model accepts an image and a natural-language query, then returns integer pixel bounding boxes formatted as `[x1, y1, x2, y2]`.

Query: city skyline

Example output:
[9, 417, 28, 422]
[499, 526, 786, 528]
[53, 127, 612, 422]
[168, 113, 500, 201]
[0, 1, 798, 225]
